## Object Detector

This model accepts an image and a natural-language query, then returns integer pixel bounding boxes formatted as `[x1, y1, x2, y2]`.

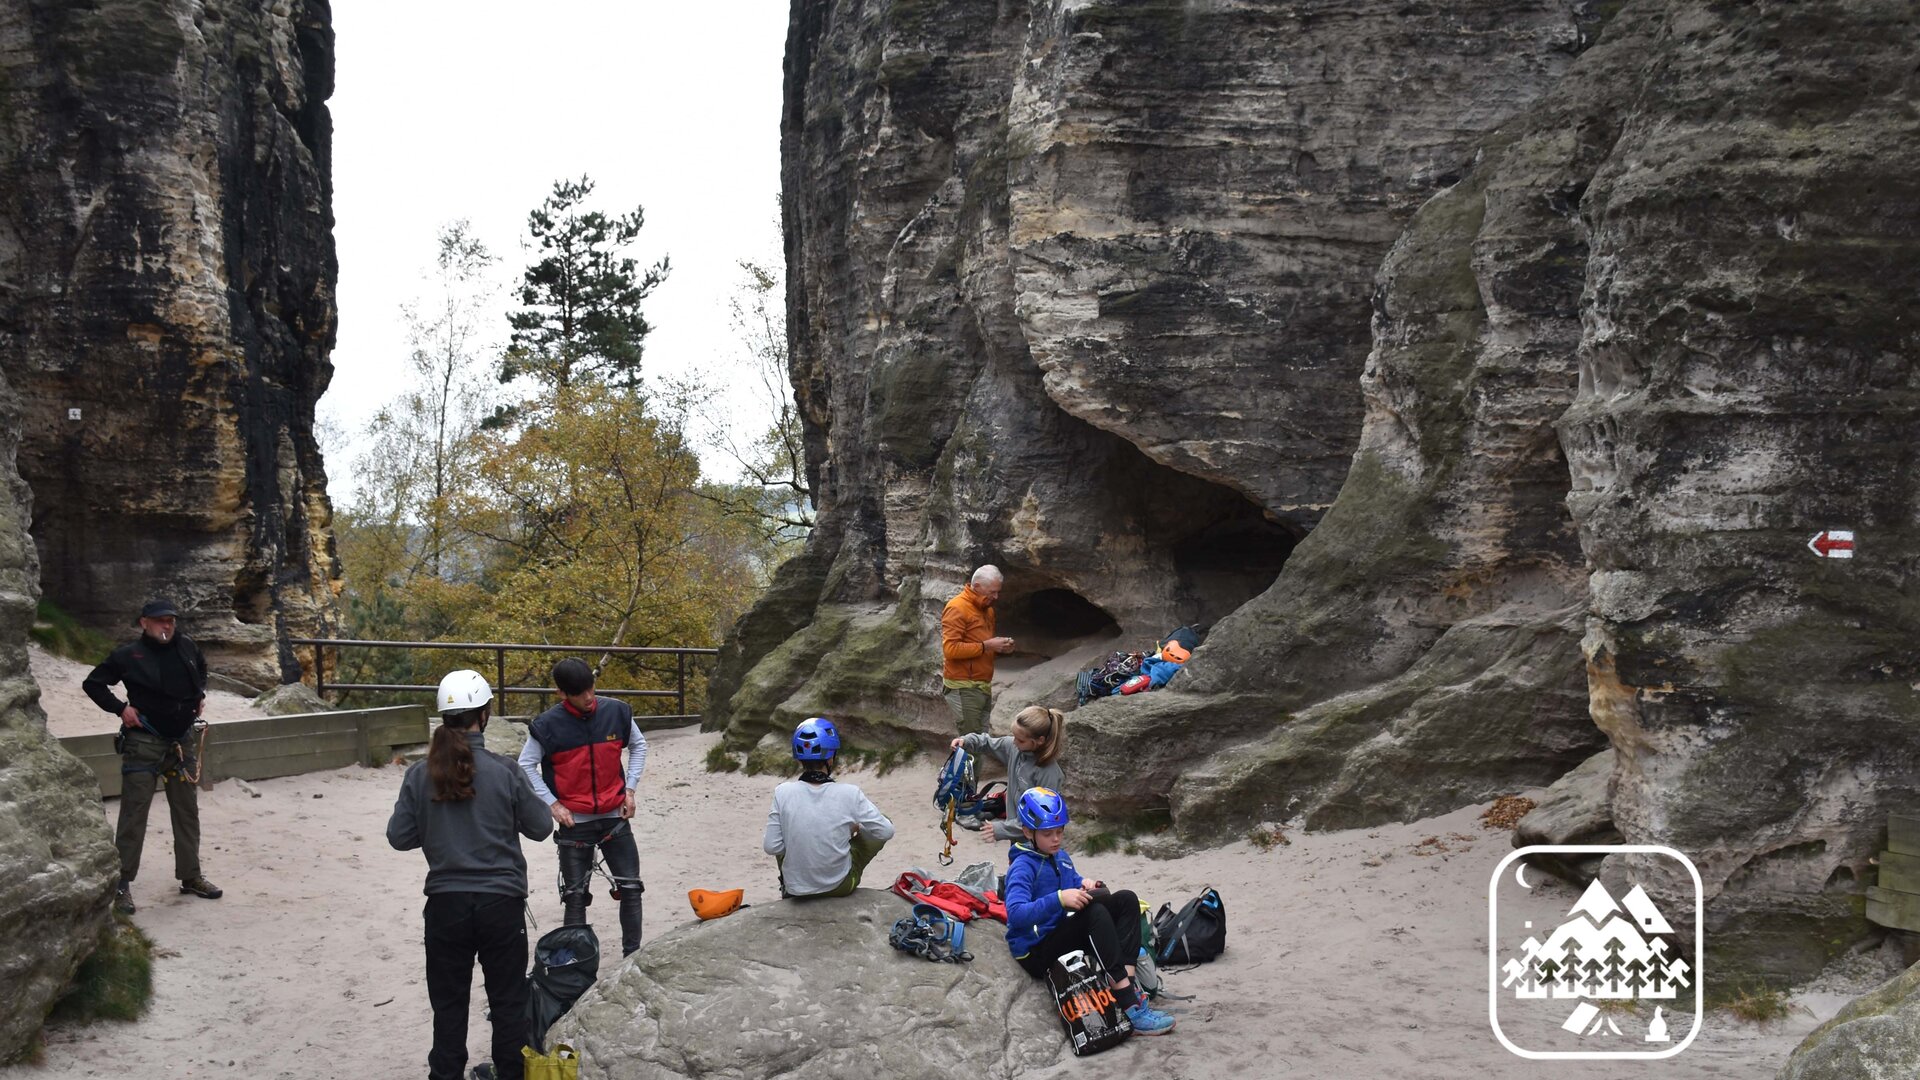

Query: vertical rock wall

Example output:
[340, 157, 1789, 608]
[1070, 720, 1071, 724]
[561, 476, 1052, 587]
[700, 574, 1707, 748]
[1555, 0, 1920, 986]
[0, 361, 119, 1060]
[0, 0, 341, 686]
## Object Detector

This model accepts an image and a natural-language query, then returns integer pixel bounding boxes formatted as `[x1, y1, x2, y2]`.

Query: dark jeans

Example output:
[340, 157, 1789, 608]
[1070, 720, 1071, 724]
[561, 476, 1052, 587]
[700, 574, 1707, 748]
[556, 817, 643, 955]
[115, 729, 200, 882]
[1018, 890, 1142, 984]
[424, 892, 528, 1080]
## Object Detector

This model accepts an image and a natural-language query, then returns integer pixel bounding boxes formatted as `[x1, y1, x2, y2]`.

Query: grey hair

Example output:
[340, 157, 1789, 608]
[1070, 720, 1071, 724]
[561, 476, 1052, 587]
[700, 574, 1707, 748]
[971, 564, 1003, 588]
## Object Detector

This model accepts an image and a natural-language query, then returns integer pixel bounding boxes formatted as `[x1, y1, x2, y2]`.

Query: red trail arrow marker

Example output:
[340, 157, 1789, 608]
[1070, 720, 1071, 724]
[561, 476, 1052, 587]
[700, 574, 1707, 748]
[1807, 530, 1855, 559]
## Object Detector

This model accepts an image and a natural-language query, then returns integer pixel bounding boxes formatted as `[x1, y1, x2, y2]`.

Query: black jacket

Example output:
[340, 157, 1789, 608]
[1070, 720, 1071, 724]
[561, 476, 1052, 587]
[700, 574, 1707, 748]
[82, 634, 208, 738]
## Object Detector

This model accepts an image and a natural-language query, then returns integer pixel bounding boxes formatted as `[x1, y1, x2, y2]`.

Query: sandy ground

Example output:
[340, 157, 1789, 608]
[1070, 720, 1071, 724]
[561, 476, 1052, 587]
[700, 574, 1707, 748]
[6, 704, 1874, 1079]
[33, 646, 264, 738]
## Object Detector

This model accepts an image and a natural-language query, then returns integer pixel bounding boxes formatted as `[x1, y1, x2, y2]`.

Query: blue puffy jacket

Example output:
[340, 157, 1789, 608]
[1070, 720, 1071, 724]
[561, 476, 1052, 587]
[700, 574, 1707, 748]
[1004, 842, 1085, 958]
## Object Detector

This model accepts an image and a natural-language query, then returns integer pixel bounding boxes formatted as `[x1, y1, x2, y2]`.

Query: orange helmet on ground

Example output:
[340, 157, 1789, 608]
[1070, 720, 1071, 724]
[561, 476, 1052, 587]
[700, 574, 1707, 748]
[689, 888, 746, 921]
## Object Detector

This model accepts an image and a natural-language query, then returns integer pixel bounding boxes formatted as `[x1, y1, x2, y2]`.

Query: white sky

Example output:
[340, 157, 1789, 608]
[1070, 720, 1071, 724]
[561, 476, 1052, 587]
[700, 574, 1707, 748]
[325, 0, 790, 495]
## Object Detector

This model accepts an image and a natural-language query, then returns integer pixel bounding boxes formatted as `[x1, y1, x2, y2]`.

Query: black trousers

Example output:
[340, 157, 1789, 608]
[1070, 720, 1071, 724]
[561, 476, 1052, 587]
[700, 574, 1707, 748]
[1017, 890, 1142, 983]
[424, 892, 529, 1080]
[556, 817, 643, 955]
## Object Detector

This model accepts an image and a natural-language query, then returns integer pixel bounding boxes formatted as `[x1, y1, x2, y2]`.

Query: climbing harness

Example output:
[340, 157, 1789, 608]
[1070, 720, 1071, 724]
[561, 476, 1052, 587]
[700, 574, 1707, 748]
[933, 748, 975, 866]
[554, 818, 646, 901]
[116, 717, 209, 784]
[888, 902, 972, 963]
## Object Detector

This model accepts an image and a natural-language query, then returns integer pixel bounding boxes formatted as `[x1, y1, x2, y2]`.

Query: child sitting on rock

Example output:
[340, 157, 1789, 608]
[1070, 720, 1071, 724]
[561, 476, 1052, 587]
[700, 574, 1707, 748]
[763, 717, 895, 898]
[1003, 788, 1175, 1035]
[949, 705, 1066, 844]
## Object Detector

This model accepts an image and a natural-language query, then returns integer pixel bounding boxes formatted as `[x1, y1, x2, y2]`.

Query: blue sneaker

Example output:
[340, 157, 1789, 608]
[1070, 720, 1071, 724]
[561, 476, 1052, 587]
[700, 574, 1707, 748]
[1126, 1002, 1177, 1035]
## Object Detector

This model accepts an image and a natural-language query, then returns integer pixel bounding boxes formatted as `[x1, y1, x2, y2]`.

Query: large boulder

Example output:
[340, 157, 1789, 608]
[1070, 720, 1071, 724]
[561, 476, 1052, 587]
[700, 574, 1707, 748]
[548, 890, 1065, 1078]
[1515, 749, 1619, 884]
[0, 367, 119, 1059]
[1778, 964, 1920, 1080]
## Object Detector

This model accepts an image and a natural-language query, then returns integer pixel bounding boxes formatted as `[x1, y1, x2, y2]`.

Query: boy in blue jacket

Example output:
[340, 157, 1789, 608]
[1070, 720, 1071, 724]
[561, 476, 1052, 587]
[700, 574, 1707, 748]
[1002, 787, 1175, 1035]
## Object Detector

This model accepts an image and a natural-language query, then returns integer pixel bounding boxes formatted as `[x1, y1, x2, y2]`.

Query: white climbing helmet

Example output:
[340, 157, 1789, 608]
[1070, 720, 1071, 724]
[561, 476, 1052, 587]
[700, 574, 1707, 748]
[436, 669, 493, 714]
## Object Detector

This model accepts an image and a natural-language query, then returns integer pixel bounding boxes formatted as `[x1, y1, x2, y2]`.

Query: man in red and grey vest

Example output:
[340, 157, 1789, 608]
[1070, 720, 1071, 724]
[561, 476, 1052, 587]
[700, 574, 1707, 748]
[517, 658, 648, 954]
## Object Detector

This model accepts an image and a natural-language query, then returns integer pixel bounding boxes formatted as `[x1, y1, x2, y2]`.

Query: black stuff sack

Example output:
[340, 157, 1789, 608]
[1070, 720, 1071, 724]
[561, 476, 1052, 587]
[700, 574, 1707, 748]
[1152, 886, 1225, 966]
[1046, 947, 1132, 1056]
[527, 923, 600, 1052]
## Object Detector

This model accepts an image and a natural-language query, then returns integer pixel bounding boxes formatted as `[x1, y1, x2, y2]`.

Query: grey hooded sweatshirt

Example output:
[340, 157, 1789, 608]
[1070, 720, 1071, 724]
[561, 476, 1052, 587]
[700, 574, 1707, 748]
[388, 731, 554, 896]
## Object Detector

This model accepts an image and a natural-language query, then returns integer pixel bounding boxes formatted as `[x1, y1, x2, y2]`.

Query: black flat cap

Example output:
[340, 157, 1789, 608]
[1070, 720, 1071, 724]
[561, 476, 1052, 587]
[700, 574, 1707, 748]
[136, 599, 179, 623]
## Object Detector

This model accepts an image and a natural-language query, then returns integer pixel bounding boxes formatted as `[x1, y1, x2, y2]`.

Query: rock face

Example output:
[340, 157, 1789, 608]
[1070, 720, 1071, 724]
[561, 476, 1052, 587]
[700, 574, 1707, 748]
[1550, 0, 1920, 987]
[732, 0, 1920, 990]
[0, 0, 342, 686]
[548, 890, 1064, 1078]
[1778, 963, 1920, 1080]
[718, 0, 1602, 791]
[0, 366, 121, 1061]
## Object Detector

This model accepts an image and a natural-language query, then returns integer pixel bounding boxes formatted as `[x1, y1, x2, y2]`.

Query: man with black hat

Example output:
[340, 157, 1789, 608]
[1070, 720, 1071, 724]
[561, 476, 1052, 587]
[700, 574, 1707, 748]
[83, 599, 222, 914]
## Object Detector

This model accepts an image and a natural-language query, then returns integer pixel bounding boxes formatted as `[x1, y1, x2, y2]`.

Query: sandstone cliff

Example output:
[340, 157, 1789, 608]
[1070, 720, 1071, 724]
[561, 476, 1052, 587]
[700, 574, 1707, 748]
[726, 0, 1920, 990]
[0, 363, 120, 1061]
[0, 0, 341, 686]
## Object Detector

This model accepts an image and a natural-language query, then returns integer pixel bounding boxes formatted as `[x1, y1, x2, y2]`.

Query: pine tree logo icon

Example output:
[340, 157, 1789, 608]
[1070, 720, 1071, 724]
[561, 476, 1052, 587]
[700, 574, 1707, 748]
[1489, 845, 1703, 1060]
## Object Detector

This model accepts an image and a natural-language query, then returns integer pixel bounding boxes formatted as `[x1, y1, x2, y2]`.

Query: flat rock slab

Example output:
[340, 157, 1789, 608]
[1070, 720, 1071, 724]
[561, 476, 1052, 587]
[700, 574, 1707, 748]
[549, 889, 1066, 1079]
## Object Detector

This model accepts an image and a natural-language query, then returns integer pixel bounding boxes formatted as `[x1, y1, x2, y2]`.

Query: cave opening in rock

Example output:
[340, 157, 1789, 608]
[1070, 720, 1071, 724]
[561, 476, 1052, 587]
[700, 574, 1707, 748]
[1169, 510, 1299, 626]
[994, 586, 1123, 661]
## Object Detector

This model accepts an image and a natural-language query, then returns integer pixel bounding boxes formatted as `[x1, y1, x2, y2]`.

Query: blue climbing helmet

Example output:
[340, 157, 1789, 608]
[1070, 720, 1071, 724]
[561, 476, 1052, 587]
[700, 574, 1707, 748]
[792, 717, 841, 761]
[1017, 786, 1070, 830]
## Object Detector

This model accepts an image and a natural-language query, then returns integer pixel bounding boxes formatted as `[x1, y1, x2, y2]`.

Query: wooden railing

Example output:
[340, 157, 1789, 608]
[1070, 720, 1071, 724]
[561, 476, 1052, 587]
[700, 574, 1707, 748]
[290, 638, 719, 724]
[62, 705, 431, 798]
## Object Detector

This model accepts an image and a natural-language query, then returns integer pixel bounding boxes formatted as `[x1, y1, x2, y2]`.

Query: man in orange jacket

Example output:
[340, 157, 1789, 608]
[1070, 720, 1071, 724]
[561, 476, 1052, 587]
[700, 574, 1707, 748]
[941, 565, 1015, 734]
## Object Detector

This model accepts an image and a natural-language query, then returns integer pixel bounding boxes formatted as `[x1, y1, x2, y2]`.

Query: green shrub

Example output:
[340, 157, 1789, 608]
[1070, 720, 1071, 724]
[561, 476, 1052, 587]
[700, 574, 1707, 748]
[48, 917, 154, 1025]
[29, 601, 115, 664]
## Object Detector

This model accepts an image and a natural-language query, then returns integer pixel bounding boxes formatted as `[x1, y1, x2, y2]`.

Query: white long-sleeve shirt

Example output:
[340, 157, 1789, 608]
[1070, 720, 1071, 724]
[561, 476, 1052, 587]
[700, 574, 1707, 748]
[763, 779, 894, 896]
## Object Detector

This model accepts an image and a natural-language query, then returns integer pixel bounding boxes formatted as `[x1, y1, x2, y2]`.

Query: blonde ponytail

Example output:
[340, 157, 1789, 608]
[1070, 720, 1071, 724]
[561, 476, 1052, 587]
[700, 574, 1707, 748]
[1014, 705, 1067, 767]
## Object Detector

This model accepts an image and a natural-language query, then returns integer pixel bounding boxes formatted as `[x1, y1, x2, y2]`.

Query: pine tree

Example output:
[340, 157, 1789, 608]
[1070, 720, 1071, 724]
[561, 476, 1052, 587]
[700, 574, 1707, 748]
[499, 176, 669, 394]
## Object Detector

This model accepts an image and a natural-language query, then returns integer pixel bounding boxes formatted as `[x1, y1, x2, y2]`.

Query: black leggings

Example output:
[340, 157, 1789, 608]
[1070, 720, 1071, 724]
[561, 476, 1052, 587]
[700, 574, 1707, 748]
[1018, 889, 1141, 983]
[424, 892, 528, 1080]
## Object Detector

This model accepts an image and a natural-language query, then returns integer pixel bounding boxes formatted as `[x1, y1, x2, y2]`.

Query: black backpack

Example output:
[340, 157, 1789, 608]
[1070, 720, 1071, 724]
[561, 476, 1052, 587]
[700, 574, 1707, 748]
[527, 924, 600, 1052]
[1076, 651, 1144, 705]
[1151, 886, 1225, 966]
[1046, 947, 1132, 1056]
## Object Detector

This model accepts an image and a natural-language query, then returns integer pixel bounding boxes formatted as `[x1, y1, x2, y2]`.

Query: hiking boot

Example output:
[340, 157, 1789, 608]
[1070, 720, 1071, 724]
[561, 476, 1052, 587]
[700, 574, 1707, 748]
[113, 883, 135, 916]
[179, 876, 223, 900]
[468, 1064, 498, 1080]
[1125, 1002, 1176, 1036]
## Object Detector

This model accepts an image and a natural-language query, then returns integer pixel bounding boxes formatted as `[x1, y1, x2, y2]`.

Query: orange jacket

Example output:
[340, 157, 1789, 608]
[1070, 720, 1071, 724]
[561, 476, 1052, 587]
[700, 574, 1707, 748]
[941, 585, 997, 682]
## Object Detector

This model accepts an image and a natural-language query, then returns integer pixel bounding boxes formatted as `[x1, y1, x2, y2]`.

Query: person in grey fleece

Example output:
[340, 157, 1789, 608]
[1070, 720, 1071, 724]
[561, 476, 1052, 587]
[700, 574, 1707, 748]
[387, 670, 552, 1080]
[951, 705, 1067, 843]
[764, 717, 896, 898]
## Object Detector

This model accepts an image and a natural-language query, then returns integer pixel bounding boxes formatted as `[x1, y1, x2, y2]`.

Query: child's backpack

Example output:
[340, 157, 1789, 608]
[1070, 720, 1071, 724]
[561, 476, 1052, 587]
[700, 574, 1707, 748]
[1151, 885, 1226, 966]
[888, 902, 972, 963]
[1046, 947, 1132, 1056]
[1076, 651, 1145, 705]
[526, 924, 600, 1053]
